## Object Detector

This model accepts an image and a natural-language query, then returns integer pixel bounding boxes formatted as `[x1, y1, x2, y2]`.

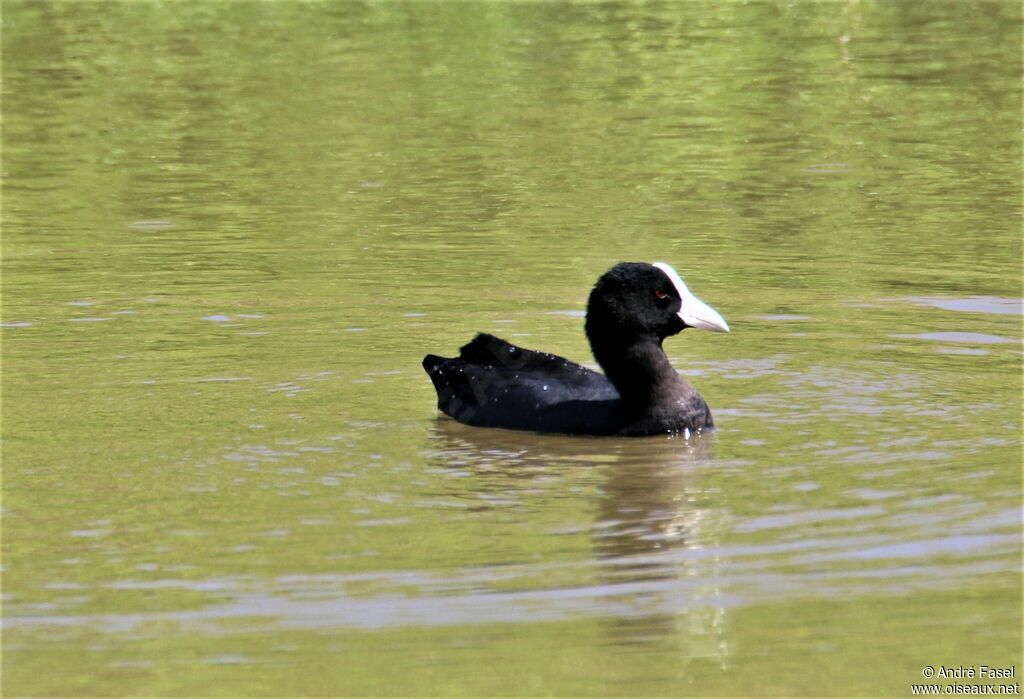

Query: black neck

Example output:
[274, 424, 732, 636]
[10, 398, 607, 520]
[586, 326, 686, 409]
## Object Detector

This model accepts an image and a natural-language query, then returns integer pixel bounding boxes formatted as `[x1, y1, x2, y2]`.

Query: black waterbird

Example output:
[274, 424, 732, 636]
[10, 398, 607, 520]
[422, 262, 729, 436]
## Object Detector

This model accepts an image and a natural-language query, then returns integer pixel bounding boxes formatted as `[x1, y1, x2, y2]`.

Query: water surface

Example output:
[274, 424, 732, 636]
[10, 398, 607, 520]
[3, 2, 1021, 696]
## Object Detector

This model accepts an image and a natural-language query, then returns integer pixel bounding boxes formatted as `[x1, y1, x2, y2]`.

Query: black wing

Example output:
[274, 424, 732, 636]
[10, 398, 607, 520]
[422, 333, 622, 434]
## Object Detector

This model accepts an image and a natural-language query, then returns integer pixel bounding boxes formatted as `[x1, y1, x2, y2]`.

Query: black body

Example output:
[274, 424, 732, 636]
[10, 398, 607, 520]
[422, 262, 718, 437]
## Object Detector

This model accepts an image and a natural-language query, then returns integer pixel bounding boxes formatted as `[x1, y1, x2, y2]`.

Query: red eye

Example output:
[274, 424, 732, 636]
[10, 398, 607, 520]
[654, 289, 669, 300]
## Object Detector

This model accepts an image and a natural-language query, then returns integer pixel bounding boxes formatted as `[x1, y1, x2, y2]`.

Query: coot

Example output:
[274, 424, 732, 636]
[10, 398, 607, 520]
[422, 262, 729, 436]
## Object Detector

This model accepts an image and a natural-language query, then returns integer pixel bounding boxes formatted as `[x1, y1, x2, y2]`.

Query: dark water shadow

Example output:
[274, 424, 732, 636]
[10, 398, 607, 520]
[424, 417, 718, 563]
[424, 418, 730, 655]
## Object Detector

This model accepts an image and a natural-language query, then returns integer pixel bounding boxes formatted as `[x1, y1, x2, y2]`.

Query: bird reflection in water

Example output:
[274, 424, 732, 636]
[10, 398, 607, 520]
[425, 419, 730, 668]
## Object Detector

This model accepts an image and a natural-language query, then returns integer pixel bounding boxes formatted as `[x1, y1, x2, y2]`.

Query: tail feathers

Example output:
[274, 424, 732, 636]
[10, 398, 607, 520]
[421, 351, 481, 423]
[422, 353, 445, 374]
[422, 355, 452, 398]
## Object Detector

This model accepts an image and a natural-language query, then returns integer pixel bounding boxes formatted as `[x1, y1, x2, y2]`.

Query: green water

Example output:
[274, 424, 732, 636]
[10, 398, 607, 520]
[2, 2, 1021, 696]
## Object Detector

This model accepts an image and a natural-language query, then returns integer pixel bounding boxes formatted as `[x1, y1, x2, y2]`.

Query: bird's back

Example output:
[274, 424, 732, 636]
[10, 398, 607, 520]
[422, 333, 622, 434]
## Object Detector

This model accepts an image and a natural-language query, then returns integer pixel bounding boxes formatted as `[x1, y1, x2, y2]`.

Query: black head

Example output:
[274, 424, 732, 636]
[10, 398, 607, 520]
[584, 262, 729, 343]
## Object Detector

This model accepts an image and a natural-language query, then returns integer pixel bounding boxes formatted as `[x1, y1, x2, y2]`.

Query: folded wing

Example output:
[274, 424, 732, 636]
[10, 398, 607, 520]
[422, 333, 621, 434]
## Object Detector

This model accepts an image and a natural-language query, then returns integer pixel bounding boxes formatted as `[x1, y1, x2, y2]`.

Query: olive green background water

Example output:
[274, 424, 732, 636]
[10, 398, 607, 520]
[2, 2, 1021, 696]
